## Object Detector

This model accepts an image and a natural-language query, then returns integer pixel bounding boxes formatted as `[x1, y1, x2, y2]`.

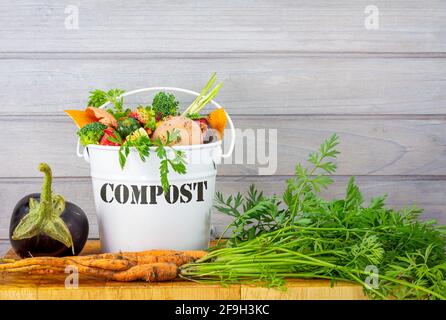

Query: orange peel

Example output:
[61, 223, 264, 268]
[64, 110, 97, 128]
[207, 108, 227, 136]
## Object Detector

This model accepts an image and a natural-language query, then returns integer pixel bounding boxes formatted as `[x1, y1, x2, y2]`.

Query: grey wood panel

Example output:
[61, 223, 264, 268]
[1, 56, 445, 115]
[0, 240, 9, 257]
[0, 115, 445, 177]
[1, 1, 445, 53]
[0, 176, 445, 239]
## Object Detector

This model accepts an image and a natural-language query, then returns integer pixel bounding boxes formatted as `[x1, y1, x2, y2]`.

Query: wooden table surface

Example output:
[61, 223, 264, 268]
[0, 240, 367, 300]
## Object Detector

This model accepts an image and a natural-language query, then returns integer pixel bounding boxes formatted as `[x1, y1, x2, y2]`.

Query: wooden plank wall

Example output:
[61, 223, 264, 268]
[0, 0, 445, 255]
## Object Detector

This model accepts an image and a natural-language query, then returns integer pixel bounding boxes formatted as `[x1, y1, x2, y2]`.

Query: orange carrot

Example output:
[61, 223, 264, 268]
[75, 250, 207, 264]
[0, 257, 67, 270]
[134, 253, 193, 266]
[182, 250, 208, 260]
[25, 262, 179, 282]
[111, 263, 178, 282]
[68, 258, 134, 271]
[1, 265, 55, 273]
[0, 249, 205, 282]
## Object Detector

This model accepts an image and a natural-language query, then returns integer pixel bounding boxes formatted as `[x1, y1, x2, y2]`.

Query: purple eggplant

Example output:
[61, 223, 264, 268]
[9, 163, 89, 258]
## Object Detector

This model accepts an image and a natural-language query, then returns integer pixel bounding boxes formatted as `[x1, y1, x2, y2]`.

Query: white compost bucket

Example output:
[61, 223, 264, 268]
[76, 87, 235, 252]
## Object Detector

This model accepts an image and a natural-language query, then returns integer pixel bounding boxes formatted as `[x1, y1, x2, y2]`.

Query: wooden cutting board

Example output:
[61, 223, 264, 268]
[0, 240, 367, 300]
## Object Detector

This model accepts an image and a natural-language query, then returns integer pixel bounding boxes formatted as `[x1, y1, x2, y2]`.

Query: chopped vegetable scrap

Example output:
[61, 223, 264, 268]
[117, 117, 141, 138]
[129, 106, 156, 131]
[99, 128, 119, 146]
[207, 108, 227, 136]
[152, 116, 202, 146]
[64, 74, 227, 190]
[86, 107, 118, 128]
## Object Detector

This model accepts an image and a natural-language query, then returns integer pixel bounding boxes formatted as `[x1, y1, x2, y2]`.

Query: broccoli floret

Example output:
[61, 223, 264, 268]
[152, 92, 179, 120]
[77, 122, 107, 146]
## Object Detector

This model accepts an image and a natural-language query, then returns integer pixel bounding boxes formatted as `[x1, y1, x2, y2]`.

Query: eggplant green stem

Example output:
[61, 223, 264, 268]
[39, 163, 52, 217]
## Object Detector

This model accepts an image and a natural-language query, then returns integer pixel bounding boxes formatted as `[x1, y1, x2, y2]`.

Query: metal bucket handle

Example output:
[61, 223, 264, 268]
[76, 87, 236, 160]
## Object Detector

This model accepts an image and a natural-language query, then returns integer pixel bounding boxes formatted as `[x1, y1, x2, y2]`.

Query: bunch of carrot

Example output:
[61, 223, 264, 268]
[0, 249, 207, 282]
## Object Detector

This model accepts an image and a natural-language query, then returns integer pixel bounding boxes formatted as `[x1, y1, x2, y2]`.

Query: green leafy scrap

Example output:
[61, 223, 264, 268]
[88, 88, 130, 119]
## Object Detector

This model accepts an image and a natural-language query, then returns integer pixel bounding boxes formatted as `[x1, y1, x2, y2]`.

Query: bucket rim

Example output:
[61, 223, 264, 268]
[85, 140, 222, 152]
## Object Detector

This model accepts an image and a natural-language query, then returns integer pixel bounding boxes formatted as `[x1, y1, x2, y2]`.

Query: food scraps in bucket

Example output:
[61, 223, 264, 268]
[65, 73, 228, 192]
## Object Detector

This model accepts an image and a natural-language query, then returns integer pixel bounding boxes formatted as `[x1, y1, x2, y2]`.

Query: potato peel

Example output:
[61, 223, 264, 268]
[86, 107, 118, 128]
